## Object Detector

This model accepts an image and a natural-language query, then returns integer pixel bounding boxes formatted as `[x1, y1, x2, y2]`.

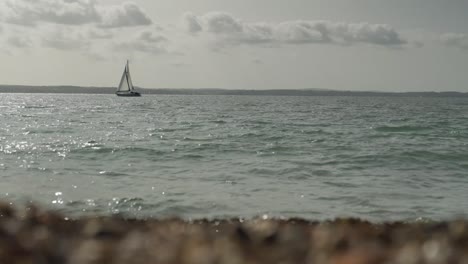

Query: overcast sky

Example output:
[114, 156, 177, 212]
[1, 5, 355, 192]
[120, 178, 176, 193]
[0, 0, 467, 92]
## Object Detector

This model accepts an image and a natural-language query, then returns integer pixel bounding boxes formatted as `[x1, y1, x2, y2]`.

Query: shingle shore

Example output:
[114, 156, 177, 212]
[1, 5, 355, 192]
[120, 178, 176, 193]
[0, 202, 467, 264]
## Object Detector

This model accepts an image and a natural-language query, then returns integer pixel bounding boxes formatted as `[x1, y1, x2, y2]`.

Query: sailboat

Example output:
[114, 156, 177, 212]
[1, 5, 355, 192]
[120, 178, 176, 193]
[116, 60, 141, 97]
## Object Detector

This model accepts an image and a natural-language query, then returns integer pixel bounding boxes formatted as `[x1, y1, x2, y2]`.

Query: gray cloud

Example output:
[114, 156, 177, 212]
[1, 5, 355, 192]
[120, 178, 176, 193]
[5, 23, 170, 58]
[277, 21, 407, 46]
[182, 12, 202, 34]
[98, 2, 152, 28]
[202, 12, 243, 34]
[41, 27, 89, 50]
[1, 0, 151, 28]
[4, 25, 113, 51]
[87, 28, 113, 39]
[113, 30, 168, 54]
[3, 0, 100, 26]
[184, 12, 408, 48]
[7, 35, 32, 48]
[139, 31, 166, 43]
[440, 33, 468, 50]
[252, 59, 263, 64]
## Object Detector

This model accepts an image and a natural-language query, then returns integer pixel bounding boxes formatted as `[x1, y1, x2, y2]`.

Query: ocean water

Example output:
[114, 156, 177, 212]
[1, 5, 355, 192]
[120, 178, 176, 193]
[0, 93, 467, 221]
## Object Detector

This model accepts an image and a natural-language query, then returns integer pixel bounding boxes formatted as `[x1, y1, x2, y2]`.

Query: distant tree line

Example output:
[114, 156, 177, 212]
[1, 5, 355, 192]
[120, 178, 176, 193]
[0, 85, 466, 97]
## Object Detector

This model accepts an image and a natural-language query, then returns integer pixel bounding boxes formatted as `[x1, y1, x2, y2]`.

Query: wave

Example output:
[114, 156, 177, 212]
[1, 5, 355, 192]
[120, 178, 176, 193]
[97, 171, 129, 177]
[24, 128, 75, 135]
[374, 125, 432, 132]
[23, 105, 54, 109]
[58, 197, 233, 219]
[400, 150, 468, 162]
[182, 137, 214, 142]
[211, 120, 227, 124]
[71, 145, 167, 157]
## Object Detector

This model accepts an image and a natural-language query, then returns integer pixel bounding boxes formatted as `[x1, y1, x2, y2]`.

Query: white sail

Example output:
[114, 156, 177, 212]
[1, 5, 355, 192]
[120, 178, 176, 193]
[126, 62, 134, 91]
[116, 61, 133, 92]
[116, 60, 141, 96]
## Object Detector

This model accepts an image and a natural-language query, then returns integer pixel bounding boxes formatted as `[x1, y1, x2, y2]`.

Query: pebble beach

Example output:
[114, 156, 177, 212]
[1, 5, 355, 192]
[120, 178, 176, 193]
[1, 202, 467, 264]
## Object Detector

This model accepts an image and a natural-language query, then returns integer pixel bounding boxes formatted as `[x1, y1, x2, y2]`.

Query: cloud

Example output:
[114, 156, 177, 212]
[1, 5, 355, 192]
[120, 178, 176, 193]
[86, 28, 113, 39]
[41, 27, 90, 50]
[183, 12, 408, 48]
[252, 59, 263, 64]
[202, 12, 243, 34]
[440, 33, 468, 50]
[113, 30, 168, 54]
[2, 0, 100, 26]
[182, 12, 202, 34]
[7, 35, 33, 48]
[5, 25, 113, 51]
[138, 31, 167, 43]
[2, 22, 173, 58]
[38, 26, 111, 59]
[1, 0, 151, 28]
[98, 2, 152, 28]
[277, 21, 407, 46]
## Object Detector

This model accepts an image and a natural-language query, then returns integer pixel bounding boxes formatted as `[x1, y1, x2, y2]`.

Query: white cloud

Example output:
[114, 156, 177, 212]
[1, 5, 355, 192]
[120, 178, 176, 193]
[441, 33, 468, 50]
[98, 2, 152, 28]
[1, 0, 152, 28]
[183, 12, 408, 48]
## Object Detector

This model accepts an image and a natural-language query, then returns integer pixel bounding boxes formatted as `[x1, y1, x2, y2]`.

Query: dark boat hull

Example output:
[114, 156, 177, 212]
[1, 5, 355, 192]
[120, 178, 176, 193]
[116, 91, 141, 97]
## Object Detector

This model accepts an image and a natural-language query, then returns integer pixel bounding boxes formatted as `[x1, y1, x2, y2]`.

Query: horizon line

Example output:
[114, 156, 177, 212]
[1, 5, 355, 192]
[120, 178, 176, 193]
[0, 84, 466, 94]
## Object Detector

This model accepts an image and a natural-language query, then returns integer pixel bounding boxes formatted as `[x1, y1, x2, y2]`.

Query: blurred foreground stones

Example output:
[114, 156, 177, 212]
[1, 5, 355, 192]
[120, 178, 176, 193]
[1, 202, 468, 264]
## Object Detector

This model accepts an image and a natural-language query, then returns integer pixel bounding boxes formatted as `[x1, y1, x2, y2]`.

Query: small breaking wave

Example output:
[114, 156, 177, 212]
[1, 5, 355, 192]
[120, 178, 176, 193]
[374, 125, 432, 133]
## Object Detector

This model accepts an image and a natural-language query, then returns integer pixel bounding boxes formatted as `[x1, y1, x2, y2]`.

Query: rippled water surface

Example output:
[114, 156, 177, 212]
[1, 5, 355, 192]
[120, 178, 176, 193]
[1, 94, 467, 221]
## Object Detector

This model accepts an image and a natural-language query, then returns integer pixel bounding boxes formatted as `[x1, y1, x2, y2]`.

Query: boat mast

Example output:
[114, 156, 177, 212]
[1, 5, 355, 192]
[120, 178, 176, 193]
[125, 60, 132, 91]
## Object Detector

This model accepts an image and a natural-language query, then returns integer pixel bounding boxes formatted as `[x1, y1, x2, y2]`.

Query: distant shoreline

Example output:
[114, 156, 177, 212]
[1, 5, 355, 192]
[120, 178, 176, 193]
[0, 85, 467, 97]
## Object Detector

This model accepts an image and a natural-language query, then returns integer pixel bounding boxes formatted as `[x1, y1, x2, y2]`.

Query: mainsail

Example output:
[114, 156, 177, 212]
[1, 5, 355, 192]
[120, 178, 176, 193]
[115, 60, 141, 96]
[117, 61, 134, 92]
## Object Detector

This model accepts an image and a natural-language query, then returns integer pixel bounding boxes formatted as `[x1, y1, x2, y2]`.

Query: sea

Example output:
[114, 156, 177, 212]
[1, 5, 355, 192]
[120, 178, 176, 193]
[0, 93, 467, 222]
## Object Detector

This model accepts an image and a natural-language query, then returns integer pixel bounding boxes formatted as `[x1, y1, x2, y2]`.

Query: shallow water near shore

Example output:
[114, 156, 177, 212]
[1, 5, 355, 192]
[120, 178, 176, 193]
[0, 93, 467, 221]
